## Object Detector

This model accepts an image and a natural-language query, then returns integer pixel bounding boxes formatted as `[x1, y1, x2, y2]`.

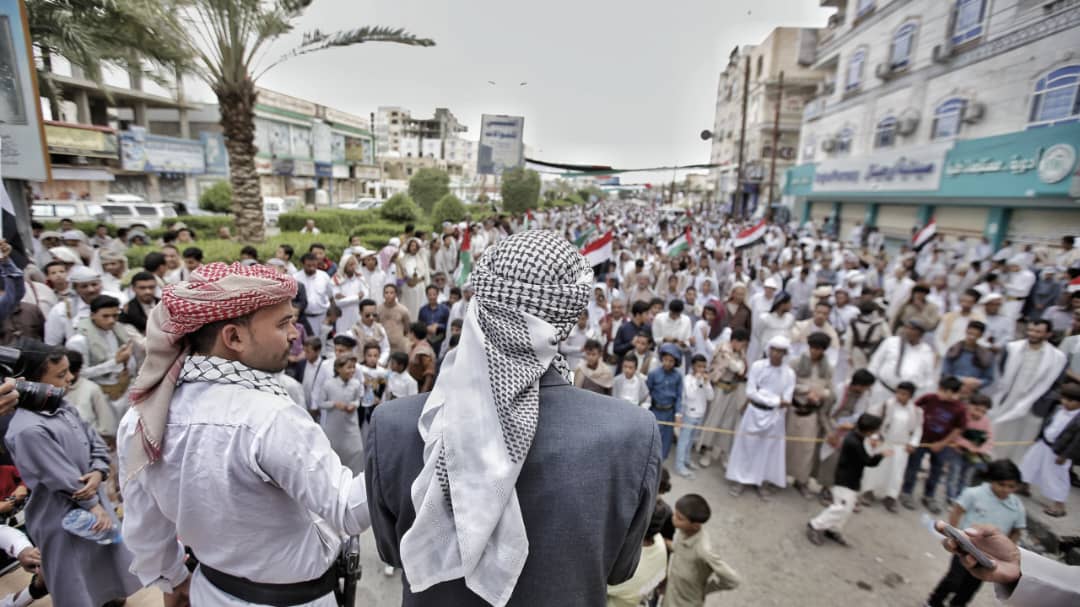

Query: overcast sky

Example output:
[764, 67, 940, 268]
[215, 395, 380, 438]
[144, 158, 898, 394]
[186, 0, 832, 183]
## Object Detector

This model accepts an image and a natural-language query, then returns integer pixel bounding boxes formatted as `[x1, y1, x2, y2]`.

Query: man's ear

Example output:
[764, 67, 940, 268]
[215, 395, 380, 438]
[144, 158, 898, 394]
[219, 323, 249, 355]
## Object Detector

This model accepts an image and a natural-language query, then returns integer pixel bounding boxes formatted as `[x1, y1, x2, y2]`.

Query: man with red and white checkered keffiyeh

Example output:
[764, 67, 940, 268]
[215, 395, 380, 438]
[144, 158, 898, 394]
[117, 262, 369, 606]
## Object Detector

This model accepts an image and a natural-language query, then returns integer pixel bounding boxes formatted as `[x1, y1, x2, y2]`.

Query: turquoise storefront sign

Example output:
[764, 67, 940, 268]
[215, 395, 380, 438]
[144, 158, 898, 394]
[784, 122, 1080, 201]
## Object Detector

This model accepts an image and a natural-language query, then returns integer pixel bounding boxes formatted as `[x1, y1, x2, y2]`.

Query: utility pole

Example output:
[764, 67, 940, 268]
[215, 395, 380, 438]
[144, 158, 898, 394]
[766, 70, 784, 208]
[734, 55, 751, 219]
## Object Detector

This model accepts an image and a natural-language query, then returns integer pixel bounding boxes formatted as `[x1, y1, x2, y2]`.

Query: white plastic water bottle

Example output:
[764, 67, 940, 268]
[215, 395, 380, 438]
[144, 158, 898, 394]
[62, 509, 122, 545]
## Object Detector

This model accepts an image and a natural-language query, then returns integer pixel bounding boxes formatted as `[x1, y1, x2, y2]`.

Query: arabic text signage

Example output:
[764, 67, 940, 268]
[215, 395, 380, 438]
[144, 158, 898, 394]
[45, 123, 118, 158]
[811, 143, 952, 193]
[477, 114, 524, 175]
[940, 123, 1080, 198]
[120, 126, 205, 174]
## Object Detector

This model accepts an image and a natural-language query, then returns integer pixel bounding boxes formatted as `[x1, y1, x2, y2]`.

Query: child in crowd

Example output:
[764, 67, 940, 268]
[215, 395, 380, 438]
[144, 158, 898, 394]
[808, 413, 890, 546]
[385, 351, 418, 401]
[613, 354, 650, 408]
[286, 304, 308, 380]
[862, 382, 922, 512]
[945, 393, 995, 504]
[1020, 382, 1080, 518]
[357, 342, 388, 430]
[319, 305, 341, 359]
[662, 494, 739, 607]
[574, 339, 614, 395]
[900, 376, 967, 514]
[318, 354, 365, 475]
[64, 350, 117, 445]
[631, 331, 659, 376]
[926, 460, 1026, 607]
[332, 334, 358, 360]
[675, 355, 713, 479]
[647, 344, 684, 461]
[300, 337, 328, 421]
[605, 505, 669, 607]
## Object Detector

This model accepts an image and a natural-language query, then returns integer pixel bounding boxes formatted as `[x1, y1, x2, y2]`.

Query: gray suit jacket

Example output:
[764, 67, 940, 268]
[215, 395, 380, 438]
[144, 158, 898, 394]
[366, 367, 661, 606]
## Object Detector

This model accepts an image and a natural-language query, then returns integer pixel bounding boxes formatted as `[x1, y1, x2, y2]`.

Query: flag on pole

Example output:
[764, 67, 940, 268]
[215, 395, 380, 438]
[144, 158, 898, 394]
[455, 228, 472, 286]
[0, 186, 29, 268]
[912, 218, 937, 251]
[665, 227, 692, 257]
[523, 209, 535, 230]
[580, 231, 614, 267]
[733, 219, 768, 249]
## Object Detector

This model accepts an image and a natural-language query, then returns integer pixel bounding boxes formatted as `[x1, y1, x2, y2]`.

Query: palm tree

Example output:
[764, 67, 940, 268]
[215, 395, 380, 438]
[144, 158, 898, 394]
[27, 0, 193, 119]
[171, 0, 435, 241]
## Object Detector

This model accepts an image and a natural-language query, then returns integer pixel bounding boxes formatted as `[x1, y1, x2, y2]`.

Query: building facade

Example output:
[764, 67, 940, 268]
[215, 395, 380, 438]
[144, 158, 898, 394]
[710, 27, 826, 215]
[786, 0, 1080, 247]
[375, 105, 475, 179]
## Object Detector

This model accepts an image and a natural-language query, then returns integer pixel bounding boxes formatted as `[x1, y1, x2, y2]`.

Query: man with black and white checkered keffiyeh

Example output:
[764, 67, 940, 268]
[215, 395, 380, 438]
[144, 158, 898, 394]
[399, 230, 594, 605]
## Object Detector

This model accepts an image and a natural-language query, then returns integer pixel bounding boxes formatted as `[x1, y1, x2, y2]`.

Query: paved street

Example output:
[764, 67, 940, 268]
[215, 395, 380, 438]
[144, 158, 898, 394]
[6, 455, 1069, 606]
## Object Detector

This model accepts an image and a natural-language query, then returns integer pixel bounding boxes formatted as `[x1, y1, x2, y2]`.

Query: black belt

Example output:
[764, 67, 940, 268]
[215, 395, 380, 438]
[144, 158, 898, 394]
[653, 402, 675, 411]
[748, 400, 777, 411]
[199, 563, 336, 606]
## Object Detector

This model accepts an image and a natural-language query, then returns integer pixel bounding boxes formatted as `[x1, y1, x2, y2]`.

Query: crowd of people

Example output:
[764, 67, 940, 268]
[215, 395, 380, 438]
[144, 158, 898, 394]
[0, 198, 1077, 606]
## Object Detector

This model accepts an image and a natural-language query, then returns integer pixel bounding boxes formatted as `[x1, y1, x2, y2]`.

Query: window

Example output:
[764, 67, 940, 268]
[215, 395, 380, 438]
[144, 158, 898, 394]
[836, 127, 854, 155]
[135, 206, 158, 217]
[102, 205, 133, 216]
[953, 0, 987, 46]
[846, 49, 866, 91]
[757, 56, 764, 77]
[31, 204, 54, 218]
[55, 205, 76, 218]
[891, 22, 917, 69]
[857, 0, 876, 17]
[875, 117, 898, 148]
[932, 98, 967, 139]
[1028, 65, 1080, 127]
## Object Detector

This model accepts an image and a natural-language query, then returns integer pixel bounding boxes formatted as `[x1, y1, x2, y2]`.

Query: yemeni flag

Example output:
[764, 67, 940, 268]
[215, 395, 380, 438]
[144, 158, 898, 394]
[912, 218, 937, 251]
[665, 227, 692, 257]
[455, 229, 472, 286]
[523, 209, 535, 230]
[733, 219, 768, 249]
[1068, 276, 1080, 293]
[581, 231, 614, 266]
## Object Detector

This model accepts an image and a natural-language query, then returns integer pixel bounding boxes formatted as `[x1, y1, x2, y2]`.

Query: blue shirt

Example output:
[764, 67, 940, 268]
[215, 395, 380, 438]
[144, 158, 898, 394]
[646, 366, 683, 413]
[417, 303, 450, 335]
[0, 258, 25, 320]
[956, 483, 1026, 535]
[941, 347, 995, 389]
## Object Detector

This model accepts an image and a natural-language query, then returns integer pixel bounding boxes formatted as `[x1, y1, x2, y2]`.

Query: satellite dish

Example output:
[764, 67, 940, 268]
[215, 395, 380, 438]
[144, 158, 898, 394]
[700, 130, 713, 141]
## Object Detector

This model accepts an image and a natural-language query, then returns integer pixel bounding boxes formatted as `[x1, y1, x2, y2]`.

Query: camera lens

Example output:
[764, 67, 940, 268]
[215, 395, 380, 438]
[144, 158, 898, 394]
[13, 379, 65, 413]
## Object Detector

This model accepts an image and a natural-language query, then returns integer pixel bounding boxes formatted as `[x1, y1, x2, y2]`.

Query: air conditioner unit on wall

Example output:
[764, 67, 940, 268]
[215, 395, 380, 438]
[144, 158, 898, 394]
[932, 44, 954, 64]
[963, 102, 986, 124]
[875, 63, 895, 81]
[897, 115, 920, 135]
[821, 138, 837, 152]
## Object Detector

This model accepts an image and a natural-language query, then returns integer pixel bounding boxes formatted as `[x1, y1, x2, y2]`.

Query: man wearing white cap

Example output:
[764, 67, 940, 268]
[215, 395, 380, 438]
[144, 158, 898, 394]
[43, 265, 102, 345]
[356, 248, 388, 306]
[866, 320, 936, 404]
[726, 334, 795, 501]
[749, 275, 781, 322]
[97, 249, 129, 305]
[978, 293, 1014, 359]
[1003, 256, 1036, 325]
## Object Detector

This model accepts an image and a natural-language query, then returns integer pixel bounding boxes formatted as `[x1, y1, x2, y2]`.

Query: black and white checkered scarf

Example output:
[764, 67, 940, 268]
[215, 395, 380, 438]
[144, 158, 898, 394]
[178, 355, 289, 399]
[401, 230, 593, 606]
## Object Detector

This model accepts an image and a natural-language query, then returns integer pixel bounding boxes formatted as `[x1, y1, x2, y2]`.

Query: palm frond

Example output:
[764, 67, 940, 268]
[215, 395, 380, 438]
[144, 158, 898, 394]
[256, 25, 435, 78]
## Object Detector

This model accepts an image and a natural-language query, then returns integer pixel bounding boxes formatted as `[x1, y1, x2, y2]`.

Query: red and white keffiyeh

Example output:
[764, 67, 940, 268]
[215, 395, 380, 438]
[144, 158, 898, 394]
[123, 262, 296, 481]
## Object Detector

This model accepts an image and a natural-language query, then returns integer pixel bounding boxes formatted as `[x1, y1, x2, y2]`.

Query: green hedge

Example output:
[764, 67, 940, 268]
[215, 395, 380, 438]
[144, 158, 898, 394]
[42, 214, 232, 239]
[278, 208, 388, 235]
[124, 233, 351, 269]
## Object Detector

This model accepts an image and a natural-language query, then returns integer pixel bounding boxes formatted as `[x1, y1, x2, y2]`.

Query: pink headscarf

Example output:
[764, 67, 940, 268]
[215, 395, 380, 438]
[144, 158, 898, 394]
[123, 262, 296, 480]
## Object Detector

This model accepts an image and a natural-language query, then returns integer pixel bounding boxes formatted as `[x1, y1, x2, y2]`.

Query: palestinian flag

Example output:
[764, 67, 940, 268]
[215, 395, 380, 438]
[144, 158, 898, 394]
[455, 228, 472, 286]
[580, 231, 614, 267]
[573, 224, 597, 248]
[912, 218, 937, 251]
[665, 227, 692, 257]
[733, 219, 767, 249]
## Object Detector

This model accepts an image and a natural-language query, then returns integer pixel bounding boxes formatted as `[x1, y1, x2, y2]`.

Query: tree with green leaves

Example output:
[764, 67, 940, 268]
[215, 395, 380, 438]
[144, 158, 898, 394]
[199, 180, 233, 213]
[500, 168, 541, 214]
[408, 167, 450, 214]
[431, 193, 465, 228]
[379, 193, 421, 222]
[168, 0, 434, 241]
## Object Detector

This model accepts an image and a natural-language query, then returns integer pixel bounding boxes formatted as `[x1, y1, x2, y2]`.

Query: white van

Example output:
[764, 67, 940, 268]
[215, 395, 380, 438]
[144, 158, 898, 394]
[31, 200, 110, 224]
[99, 194, 178, 230]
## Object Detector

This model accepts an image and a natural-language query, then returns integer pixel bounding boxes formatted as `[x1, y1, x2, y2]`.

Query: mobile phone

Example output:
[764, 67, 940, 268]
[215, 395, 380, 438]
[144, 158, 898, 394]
[941, 524, 996, 569]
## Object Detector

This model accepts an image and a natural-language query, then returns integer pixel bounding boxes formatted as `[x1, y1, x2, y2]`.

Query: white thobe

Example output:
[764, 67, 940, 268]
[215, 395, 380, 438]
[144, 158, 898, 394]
[866, 336, 936, 404]
[992, 340, 1067, 462]
[980, 312, 1014, 353]
[652, 313, 691, 347]
[1020, 407, 1079, 502]
[0, 526, 36, 607]
[359, 267, 388, 306]
[725, 359, 795, 487]
[43, 297, 90, 345]
[318, 375, 365, 475]
[302, 357, 330, 412]
[118, 381, 369, 607]
[862, 398, 923, 498]
[332, 274, 368, 335]
[749, 311, 794, 361]
[1003, 269, 1035, 323]
[294, 270, 335, 331]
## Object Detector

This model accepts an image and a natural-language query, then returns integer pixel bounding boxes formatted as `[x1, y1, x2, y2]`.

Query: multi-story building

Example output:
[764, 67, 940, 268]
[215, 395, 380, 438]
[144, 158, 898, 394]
[710, 27, 826, 215]
[786, 0, 1080, 247]
[375, 105, 474, 179]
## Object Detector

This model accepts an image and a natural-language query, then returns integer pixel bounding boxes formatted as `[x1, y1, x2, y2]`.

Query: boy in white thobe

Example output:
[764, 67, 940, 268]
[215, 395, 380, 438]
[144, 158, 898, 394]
[1020, 384, 1080, 518]
[726, 335, 795, 501]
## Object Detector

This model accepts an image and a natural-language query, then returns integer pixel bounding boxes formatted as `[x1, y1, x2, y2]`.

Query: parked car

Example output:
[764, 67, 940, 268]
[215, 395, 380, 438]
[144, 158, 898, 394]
[166, 200, 222, 217]
[31, 200, 110, 224]
[99, 194, 178, 230]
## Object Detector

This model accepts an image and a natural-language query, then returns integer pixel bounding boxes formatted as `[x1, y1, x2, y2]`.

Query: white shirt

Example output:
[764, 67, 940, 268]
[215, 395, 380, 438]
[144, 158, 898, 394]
[612, 373, 650, 408]
[294, 270, 335, 315]
[66, 329, 126, 385]
[302, 357, 330, 411]
[118, 381, 369, 606]
[386, 370, 418, 400]
[745, 359, 796, 408]
[682, 373, 714, 418]
[652, 313, 691, 346]
[352, 321, 391, 367]
[867, 335, 936, 395]
[360, 267, 388, 305]
[43, 296, 91, 345]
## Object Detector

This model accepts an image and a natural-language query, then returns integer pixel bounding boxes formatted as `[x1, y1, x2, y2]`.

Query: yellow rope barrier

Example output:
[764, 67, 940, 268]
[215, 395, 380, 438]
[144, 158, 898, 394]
[654, 420, 1034, 447]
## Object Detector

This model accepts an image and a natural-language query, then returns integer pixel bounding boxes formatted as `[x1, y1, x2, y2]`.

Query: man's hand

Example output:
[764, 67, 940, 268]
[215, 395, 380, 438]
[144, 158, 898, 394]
[88, 503, 112, 533]
[0, 378, 18, 417]
[929, 441, 946, 453]
[1056, 456, 1067, 466]
[16, 546, 40, 573]
[935, 521, 1020, 585]
[906, 444, 916, 454]
[334, 401, 348, 411]
[73, 470, 104, 501]
[163, 575, 192, 607]
[674, 413, 683, 428]
[0, 240, 11, 261]
[115, 343, 133, 364]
